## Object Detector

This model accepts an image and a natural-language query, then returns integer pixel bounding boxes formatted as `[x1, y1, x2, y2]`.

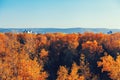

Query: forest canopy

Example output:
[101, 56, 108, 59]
[0, 32, 120, 80]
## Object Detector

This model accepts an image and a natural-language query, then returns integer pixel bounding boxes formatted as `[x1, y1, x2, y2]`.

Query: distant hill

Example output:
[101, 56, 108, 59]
[0, 28, 120, 33]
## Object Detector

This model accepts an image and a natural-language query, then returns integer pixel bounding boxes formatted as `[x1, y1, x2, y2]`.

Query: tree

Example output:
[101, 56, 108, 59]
[82, 40, 103, 54]
[97, 54, 120, 80]
[57, 54, 92, 80]
[57, 63, 85, 80]
[57, 66, 68, 80]
[18, 52, 48, 80]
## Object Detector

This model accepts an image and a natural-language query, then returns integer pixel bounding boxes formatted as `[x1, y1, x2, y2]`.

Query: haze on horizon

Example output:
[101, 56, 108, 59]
[0, 0, 120, 29]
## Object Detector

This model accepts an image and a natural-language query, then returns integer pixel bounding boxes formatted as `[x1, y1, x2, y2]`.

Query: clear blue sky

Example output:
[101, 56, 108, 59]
[0, 0, 120, 29]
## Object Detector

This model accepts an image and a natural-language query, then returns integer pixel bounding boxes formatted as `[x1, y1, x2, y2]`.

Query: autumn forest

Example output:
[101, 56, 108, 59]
[0, 32, 120, 80]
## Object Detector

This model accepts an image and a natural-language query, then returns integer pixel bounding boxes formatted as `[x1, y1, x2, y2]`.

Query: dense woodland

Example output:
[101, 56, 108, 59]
[0, 32, 120, 80]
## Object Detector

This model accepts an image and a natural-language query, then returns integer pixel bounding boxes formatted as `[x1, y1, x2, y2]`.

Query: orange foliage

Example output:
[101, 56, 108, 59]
[63, 33, 79, 49]
[1, 32, 120, 80]
[0, 33, 8, 53]
[57, 54, 91, 80]
[18, 52, 48, 80]
[24, 33, 37, 53]
[57, 63, 85, 80]
[82, 40, 103, 54]
[57, 66, 68, 80]
[36, 34, 47, 46]
[40, 49, 48, 58]
[0, 50, 48, 80]
[97, 54, 120, 80]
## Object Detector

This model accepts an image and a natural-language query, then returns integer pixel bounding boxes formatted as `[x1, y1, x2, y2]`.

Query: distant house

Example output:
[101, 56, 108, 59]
[107, 30, 112, 34]
[23, 29, 33, 33]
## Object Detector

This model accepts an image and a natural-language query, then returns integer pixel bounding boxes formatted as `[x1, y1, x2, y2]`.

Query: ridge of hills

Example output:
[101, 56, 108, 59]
[0, 28, 120, 33]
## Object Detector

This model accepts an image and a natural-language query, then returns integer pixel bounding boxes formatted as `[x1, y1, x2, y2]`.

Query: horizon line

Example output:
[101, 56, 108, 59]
[0, 27, 119, 30]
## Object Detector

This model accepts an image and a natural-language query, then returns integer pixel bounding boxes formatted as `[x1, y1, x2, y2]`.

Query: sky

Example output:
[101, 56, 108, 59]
[0, 0, 120, 29]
